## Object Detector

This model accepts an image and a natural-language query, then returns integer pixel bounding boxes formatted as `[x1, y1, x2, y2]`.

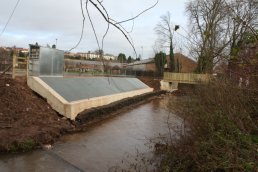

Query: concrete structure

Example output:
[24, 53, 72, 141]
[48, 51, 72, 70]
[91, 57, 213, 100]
[27, 44, 153, 120]
[28, 76, 153, 120]
[160, 80, 178, 91]
[160, 72, 212, 90]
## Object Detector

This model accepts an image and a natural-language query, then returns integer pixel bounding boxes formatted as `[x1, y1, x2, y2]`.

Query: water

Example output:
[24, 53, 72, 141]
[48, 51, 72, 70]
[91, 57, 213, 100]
[0, 97, 181, 172]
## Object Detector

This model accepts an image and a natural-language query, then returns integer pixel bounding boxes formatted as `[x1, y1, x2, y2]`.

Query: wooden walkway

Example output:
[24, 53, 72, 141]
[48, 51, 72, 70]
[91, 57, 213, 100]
[163, 72, 211, 84]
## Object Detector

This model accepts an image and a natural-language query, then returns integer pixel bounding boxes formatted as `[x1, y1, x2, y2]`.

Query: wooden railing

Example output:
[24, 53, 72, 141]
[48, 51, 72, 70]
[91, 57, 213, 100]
[163, 72, 211, 84]
[12, 55, 28, 79]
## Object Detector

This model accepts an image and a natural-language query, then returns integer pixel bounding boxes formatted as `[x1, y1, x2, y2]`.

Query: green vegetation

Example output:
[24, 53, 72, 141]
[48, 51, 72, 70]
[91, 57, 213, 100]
[117, 53, 127, 63]
[127, 56, 133, 63]
[169, 41, 175, 72]
[154, 51, 166, 75]
[9, 139, 36, 153]
[155, 12, 181, 73]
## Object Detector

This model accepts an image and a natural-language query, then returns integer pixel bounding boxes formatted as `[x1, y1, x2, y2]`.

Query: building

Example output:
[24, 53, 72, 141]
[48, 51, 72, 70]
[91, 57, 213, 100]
[126, 58, 156, 72]
[65, 51, 117, 60]
[228, 41, 258, 82]
[0, 46, 28, 55]
[166, 53, 197, 73]
[125, 53, 197, 73]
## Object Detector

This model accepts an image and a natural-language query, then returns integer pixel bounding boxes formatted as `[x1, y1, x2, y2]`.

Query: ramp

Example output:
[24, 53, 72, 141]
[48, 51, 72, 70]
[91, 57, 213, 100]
[28, 76, 153, 120]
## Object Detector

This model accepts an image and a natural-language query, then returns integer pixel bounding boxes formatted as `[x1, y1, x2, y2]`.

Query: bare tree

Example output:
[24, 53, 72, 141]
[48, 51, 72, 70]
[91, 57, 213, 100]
[68, 0, 159, 80]
[155, 12, 179, 72]
[186, 0, 231, 73]
[186, 0, 258, 74]
[155, 12, 174, 49]
[70, 0, 159, 56]
[225, 0, 258, 57]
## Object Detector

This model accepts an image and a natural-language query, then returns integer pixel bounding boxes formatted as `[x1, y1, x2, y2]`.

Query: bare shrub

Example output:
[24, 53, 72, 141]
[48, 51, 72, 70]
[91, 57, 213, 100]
[160, 77, 258, 171]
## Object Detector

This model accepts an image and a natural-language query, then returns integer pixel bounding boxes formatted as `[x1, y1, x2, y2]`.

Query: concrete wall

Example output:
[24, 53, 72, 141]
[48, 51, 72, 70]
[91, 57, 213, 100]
[28, 76, 153, 120]
[27, 77, 69, 116]
[67, 87, 153, 119]
[160, 80, 178, 91]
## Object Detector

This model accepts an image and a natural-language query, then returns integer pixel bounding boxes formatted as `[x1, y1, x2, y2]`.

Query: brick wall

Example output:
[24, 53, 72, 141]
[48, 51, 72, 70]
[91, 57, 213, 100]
[166, 53, 197, 73]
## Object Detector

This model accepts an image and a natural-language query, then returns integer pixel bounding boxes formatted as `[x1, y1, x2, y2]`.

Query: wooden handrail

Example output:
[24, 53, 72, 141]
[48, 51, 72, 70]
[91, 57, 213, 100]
[163, 72, 211, 84]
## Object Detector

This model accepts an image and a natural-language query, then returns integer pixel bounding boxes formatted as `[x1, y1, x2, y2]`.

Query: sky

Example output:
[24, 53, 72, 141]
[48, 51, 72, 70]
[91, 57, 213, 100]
[0, 0, 190, 59]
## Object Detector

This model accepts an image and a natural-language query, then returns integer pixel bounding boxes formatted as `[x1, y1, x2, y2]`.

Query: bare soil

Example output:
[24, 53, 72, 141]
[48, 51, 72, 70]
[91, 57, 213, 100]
[0, 77, 73, 153]
[137, 76, 161, 91]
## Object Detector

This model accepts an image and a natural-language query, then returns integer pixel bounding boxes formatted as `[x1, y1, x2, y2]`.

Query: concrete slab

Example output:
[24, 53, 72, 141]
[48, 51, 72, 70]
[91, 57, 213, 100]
[39, 77, 149, 102]
[27, 76, 153, 120]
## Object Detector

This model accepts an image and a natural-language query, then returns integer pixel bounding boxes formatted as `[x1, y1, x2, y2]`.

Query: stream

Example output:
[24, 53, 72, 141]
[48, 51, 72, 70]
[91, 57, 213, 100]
[0, 96, 181, 172]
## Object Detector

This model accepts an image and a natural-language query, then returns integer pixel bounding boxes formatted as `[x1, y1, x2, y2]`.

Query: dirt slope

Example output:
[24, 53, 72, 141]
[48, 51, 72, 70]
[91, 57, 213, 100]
[0, 77, 72, 152]
[137, 76, 161, 91]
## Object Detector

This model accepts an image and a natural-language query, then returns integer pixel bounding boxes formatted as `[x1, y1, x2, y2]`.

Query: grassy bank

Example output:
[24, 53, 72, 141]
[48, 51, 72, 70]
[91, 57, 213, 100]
[158, 78, 258, 171]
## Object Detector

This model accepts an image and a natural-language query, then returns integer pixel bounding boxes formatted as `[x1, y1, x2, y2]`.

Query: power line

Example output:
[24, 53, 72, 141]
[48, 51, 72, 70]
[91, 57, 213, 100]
[0, 0, 21, 37]
[68, 0, 85, 52]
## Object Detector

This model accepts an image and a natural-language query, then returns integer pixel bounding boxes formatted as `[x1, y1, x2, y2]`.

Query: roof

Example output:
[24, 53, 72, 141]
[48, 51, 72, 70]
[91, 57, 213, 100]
[127, 58, 154, 66]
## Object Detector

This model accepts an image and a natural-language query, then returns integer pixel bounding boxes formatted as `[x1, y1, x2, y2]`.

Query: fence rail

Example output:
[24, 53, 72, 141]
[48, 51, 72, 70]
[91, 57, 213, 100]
[12, 56, 28, 79]
[163, 72, 211, 84]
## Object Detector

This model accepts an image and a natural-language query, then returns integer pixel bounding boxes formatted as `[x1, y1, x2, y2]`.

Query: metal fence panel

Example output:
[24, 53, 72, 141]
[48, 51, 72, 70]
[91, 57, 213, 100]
[39, 47, 64, 76]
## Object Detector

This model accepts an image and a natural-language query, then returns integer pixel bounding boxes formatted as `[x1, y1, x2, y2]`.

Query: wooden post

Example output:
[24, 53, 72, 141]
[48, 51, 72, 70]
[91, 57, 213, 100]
[12, 54, 16, 79]
[26, 56, 29, 78]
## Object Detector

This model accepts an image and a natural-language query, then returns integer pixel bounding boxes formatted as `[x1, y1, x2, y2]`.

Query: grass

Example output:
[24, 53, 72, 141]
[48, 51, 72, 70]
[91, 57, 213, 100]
[9, 139, 36, 153]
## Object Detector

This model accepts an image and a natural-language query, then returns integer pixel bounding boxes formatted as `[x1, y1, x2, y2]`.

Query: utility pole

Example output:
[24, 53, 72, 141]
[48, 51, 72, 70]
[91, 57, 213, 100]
[141, 46, 143, 59]
[55, 38, 58, 48]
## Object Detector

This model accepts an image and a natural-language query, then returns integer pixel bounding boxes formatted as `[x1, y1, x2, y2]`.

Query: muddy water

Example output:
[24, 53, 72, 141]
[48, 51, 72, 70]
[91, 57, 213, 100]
[0, 96, 181, 172]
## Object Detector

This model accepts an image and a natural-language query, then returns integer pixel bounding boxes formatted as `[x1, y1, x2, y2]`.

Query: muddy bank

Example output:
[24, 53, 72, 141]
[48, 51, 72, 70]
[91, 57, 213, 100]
[138, 76, 161, 91]
[0, 77, 73, 153]
[0, 76, 166, 153]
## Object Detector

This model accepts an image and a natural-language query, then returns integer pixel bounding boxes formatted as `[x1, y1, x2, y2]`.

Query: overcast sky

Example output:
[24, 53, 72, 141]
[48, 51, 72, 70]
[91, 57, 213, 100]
[0, 0, 190, 59]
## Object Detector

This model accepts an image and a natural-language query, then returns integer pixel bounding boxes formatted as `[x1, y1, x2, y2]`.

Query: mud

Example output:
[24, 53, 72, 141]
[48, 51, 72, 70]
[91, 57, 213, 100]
[138, 76, 161, 91]
[0, 77, 73, 153]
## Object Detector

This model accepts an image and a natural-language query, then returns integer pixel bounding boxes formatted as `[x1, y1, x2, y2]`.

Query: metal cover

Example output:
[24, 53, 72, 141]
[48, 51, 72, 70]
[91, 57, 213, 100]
[39, 47, 64, 76]
[39, 77, 149, 102]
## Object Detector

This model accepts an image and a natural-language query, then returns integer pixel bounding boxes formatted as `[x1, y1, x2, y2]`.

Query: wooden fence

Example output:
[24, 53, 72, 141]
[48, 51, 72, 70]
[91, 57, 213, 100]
[163, 72, 211, 84]
[12, 55, 28, 79]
